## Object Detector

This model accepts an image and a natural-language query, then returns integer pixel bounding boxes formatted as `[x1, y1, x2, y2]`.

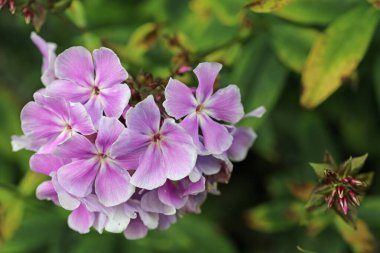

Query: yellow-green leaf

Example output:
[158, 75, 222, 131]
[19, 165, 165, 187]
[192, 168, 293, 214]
[301, 4, 379, 109]
[65, 0, 87, 28]
[335, 218, 376, 253]
[247, 0, 291, 13]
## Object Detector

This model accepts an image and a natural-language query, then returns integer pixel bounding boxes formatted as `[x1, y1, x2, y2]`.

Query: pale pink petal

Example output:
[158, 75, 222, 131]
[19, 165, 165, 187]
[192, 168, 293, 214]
[68, 203, 95, 234]
[141, 190, 176, 215]
[95, 117, 125, 154]
[205, 85, 244, 124]
[100, 84, 131, 118]
[110, 129, 151, 169]
[180, 113, 208, 155]
[93, 47, 128, 88]
[196, 155, 222, 175]
[57, 158, 99, 197]
[30, 153, 68, 175]
[163, 78, 197, 119]
[124, 217, 148, 240]
[11, 135, 42, 152]
[84, 95, 103, 128]
[131, 144, 167, 190]
[158, 214, 177, 230]
[160, 119, 197, 181]
[46, 80, 91, 103]
[36, 181, 58, 204]
[51, 174, 81, 210]
[194, 62, 222, 103]
[125, 95, 160, 135]
[158, 181, 187, 209]
[245, 106, 266, 118]
[55, 134, 96, 159]
[55, 46, 94, 86]
[30, 32, 56, 73]
[95, 161, 134, 207]
[227, 128, 256, 162]
[104, 205, 133, 233]
[69, 102, 95, 135]
[181, 176, 205, 196]
[199, 114, 233, 154]
[38, 130, 72, 154]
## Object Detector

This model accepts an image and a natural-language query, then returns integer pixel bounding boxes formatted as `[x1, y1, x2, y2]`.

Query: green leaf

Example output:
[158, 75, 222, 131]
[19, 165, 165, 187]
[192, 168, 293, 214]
[270, 23, 319, 72]
[309, 163, 331, 178]
[65, 0, 87, 28]
[274, 0, 361, 25]
[247, 0, 291, 13]
[301, 4, 379, 108]
[246, 201, 303, 232]
[231, 36, 288, 129]
[342, 154, 368, 175]
[373, 51, 380, 114]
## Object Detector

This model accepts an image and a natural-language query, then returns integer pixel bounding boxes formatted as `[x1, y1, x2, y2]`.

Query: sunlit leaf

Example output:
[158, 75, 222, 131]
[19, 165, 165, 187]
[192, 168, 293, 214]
[65, 0, 87, 28]
[247, 0, 291, 13]
[335, 218, 376, 253]
[301, 4, 379, 108]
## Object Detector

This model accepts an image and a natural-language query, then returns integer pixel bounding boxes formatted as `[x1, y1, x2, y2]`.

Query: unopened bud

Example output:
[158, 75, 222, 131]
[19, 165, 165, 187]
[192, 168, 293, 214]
[348, 191, 360, 206]
[350, 178, 364, 187]
[339, 197, 348, 215]
[176, 65, 192, 75]
[23, 7, 33, 24]
[337, 186, 345, 199]
[325, 190, 335, 208]
[8, 0, 15, 14]
[0, 0, 7, 9]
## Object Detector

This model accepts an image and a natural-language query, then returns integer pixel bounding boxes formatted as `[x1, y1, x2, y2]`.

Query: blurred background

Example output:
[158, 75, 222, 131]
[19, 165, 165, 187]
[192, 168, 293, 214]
[1, 0, 380, 252]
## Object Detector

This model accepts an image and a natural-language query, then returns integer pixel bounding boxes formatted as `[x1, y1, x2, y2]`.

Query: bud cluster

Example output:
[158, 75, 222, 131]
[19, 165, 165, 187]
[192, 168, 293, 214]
[307, 153, 374, 227]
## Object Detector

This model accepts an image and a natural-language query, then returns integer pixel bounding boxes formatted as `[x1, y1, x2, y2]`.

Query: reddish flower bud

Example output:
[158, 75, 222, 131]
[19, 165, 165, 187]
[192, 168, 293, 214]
[0, 0, 7, 10]
[176, 65, 192, 75]
[8, 0, 15, 14]
[337, 186, 345, 199]
[348, 191, 360, 206]
[339, 197, 348, 215]
[350, 178, 364, 187]
[325, 190, 335, 208]
[22, 7, 33, 24]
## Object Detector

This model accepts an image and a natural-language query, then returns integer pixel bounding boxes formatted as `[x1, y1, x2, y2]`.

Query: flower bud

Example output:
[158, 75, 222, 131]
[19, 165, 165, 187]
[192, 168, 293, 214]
[348, 191, 360, 206]
[22, 7, 33, 24]
[8, 0, 15, 14]
[0, 0, 7, 10]
[339, 197, 348, 215]
[337, 186, 345, 199]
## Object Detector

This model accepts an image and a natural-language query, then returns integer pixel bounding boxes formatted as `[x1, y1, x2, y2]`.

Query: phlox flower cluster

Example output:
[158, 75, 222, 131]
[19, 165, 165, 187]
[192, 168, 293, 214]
[11, 33, 264, 239]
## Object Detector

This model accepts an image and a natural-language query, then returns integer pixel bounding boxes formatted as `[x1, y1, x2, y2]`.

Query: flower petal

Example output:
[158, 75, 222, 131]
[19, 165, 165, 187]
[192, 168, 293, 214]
[194, 62, 222, 103]
[95, 161, 134, 207]
[199, 114, 233, 154]
[196, 155, 222, 175]
[205, 85, 244, 124]
[104, 205, 133, 233]
[68, 203, 95, 234]
[36, 181, 58, 204]
[100, 84, 131, 118]
[38, 130, 72, 154]
[51, 173, 81, 210]
[227, 128, 256, 162]
[160, 119, 197, 181]
[55, 134, 96, 159]
[69, 102, 96, 135]
[124, 217, 148, 240]
[57, 158, 99, 198]
[180, 113, 208, 155]
[30, 153, 68, 175]
[158, 181, 187, 209]
[84, 95, 103, 128]
[163, 78, 197, 119]
[141, 190, 176, 215]
[110, 129, 151, 169]
[95, 117, 125, 154]
[30, 32, 56, 74]
[93, 47, 128, 88]
[158, 214, 177, 230]
[245, 106, 266, 118]
[130, 144, 166, 190]
[55, 46, 94, 86]
[46, 80, 91, 103]
[125, 95, 160, 135]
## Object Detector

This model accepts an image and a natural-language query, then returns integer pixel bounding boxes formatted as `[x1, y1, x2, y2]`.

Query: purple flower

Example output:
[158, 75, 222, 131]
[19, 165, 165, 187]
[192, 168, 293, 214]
[14, 93, 95, 153]
[45, 47, 130, 126]
[163, 62, 244, 155]
[55, 116, 135, 207]
[227, 128, 257, 162]
[111, 95, 197, 190]
[31, 32, 57, 86]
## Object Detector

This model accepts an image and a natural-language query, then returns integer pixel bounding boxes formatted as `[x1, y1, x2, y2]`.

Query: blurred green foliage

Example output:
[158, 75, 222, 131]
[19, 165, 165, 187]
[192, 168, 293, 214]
[1, 0, 380, 252]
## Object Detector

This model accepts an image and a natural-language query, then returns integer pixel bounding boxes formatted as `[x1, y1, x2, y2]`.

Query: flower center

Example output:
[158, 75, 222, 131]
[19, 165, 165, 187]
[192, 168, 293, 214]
[93, 86, 101, 96]
[196, 104, 204, 113]
[97, 153, 108, 160]
[152, 133, 162, 143]
[65, 124, 72, 131]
